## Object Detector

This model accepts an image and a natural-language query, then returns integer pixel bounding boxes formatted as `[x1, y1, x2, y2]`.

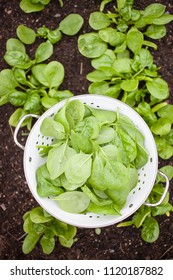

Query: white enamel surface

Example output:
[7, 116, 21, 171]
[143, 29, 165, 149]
[23, 95, 158, 228]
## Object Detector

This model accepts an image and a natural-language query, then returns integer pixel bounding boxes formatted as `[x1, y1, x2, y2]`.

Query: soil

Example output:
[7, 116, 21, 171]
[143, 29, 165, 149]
[0, 0, 173, 260]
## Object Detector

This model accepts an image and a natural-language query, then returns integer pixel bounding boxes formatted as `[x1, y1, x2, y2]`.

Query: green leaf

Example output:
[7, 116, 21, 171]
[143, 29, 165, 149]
[6, 38, 26, 53]
[152, 14, 173, 25]
[143, 3, 166, 19]
[70, 131, 93, 154]
[8, 91, 27, 106]
[4, 51, 32, 69]
[145, 25, 166, 39]
[22, 231, 41, 254]
[141, 217, 159, 243]
[96, 126, 115, 145]
[31, 64, 48, 86]
[157, 104, 173, 122]
[17, 25, 36, 44]
[47, 142, 76, 180]
[151, 118, 172, 136]
[126, 28, 143, 54]
[78, 33, 107, 58]
[89, 12, 110, 30]
[65, 153, 92, 185]
[120, 79, 139, 91]
[30, 207, 53, 223]
[35, 41, 53, 63]
[36, 164, 64, 197]
[41, 96, 58, 109]
[20, 0, 45, 13]
[40, 235, 55, 254]
[59, 14, 84, 36]
[75, 116, 100, 139]
[24, 92, 41, 113]
[146, 78, 169, 99]
[47, 29, 62, 44]
[55, 191, 90, 213]
[132, 207, 151, 228]
[66, 100, 85, 124]
[45, 61, 64, 88]
[0, 69, 18, 96]
[40, 117, 66, 139]
[113, 58, 132, 73]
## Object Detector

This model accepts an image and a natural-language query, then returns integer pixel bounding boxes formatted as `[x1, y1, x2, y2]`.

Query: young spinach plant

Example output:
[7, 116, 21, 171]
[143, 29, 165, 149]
[22, 206, 77, 254]
[78, 0, 173, 160]
[0, 14, 84, 128]
[20, 0, 64, 13]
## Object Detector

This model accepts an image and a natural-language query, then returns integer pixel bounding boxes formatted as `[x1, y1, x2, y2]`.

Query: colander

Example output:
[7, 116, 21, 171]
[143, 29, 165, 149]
[14, 94, 169, 228]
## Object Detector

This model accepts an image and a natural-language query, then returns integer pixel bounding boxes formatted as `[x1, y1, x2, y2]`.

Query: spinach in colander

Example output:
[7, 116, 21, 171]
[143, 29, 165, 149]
[36, 99, 148, 215]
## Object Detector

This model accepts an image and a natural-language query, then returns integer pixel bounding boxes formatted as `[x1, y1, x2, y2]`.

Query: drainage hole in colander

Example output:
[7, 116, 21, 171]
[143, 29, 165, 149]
[138, 187, 141, 191]
[150, 157, 153, 162]
[133, 191, 135, 194]
[129, 204, 133, 208]
[142, 181, 145, 184]
[38, 134, 40, 137]
[50, 113, 55, 117]
[29, 157, 32, 162]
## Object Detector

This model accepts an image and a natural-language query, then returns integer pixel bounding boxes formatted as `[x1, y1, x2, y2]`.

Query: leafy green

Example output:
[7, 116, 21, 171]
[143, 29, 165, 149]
[22, 206, 76, 254]
[20, 0, 63, 13]
[59, 14, 84, 36]
[36, 100, 149, 215]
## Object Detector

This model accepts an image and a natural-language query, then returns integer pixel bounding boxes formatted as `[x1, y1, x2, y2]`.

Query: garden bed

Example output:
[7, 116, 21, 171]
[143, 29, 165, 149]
[0, 0, 173, 260]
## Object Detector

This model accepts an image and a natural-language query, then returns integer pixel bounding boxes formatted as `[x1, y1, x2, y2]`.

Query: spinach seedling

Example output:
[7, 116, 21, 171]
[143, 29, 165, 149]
[22, 206, 77, 254]
[118, 165, 173, 243]
[20, 0, 63, 13]
[77, 0, 173, 160]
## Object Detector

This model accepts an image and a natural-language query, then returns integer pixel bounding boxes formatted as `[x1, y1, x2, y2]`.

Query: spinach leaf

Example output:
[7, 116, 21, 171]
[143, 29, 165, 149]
[47, 142, 76, 180]
[78, 33, 108, 58]
[35, 41, 53, 63]
[89, 12, 110, 30]
[36, 164, 63, 197]
[59, 14, 84, 36]
[65, 153, 92, 185]
[17, 25, 36, 44]
[141, 217, 159, 243]
[54, 191, 90, 214]
[40, 117, 66, 139]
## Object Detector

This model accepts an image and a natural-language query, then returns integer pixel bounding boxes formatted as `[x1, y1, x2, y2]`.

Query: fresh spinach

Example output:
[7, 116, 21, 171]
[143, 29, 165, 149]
[77, 0, 173, 161]
[22, 206, 77, 254]
[36, 99, 149, 215]
[117, 166, 173, 243]
[20, 0, 63, 13]
[0, 13, 84, 127]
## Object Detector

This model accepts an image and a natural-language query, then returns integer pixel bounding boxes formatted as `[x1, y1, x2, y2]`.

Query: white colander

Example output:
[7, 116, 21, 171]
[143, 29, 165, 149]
[14, 94, 169, 228]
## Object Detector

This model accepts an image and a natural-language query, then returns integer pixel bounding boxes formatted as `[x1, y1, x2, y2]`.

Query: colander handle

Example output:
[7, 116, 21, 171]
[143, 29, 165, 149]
[14, 114, 40, 150]
[144, 171, 169, 207]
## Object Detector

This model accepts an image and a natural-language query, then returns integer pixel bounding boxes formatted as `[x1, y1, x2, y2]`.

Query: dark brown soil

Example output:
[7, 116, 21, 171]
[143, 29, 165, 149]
[0, 0, 173, 260]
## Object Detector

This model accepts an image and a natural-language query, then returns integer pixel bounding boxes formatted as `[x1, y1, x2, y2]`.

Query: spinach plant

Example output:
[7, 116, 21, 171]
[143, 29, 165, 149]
[0, 14, 84, 128]
[118, 165, 173, 243]
[17, 14, 84, 45]
[22, 206, 77, 254]
[0, 38, 69, 129]
[20, 0, 64, 13]
[77, 0, 173, 160]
